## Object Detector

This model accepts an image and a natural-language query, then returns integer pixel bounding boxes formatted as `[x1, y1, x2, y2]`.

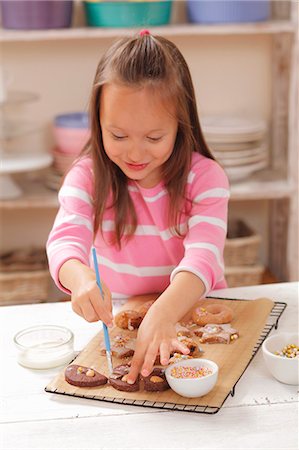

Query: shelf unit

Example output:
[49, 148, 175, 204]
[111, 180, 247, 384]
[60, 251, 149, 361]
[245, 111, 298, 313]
[0, 20, 296, 42]
[0, 2, 298, 284]
[0, 168, 295, 210]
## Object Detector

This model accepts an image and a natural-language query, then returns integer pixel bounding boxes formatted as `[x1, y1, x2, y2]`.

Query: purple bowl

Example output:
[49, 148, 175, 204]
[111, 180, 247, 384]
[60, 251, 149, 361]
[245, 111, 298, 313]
[187, 0, 270, 24]
[54, 112, 90, 129]
[0, 0, 73, 30]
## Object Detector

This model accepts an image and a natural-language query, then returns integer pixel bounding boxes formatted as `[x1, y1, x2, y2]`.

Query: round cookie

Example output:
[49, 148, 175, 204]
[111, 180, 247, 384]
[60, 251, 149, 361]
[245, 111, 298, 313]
[65, 365, 108, 387]
[192, 303, 233, 326]
[108, 364, 140, 392]
[142, 367, 169, 392]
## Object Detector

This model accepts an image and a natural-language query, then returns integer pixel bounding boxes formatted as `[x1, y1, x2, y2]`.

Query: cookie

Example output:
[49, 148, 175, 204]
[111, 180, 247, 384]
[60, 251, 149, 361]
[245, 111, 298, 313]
[197, 323, 239, 344]
[65, 365, 108, 387]
[175, 323, 194, 338]
[100, 334, 136, 359]
[108, 364, 140, 392]
[177, 335, 198, 355]
[142, 367, 169, 392]
[115, 310, 143, 330]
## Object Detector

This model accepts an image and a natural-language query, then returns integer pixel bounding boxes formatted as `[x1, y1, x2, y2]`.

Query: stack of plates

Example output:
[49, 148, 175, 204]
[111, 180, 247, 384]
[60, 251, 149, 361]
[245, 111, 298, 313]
[51, 147, 78, 175]
[201, 116, 268, 182]
[44, 165, 63, 191]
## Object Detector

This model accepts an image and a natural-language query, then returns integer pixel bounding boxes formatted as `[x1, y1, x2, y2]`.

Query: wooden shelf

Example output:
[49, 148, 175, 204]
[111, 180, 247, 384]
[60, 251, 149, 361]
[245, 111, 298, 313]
[0, 20, 296, 43]
[0, 170, 294, 210]
[229, 169, 295, 201]
[0, 176, 59, 209]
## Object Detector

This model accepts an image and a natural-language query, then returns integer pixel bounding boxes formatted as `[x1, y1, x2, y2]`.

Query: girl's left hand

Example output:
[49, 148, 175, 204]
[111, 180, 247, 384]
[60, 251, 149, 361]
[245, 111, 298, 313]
[127, 306, 190, 384]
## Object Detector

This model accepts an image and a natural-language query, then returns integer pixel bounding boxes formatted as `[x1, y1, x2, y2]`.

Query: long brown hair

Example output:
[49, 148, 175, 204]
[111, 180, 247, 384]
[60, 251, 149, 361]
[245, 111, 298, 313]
[83, 33, 214, 248]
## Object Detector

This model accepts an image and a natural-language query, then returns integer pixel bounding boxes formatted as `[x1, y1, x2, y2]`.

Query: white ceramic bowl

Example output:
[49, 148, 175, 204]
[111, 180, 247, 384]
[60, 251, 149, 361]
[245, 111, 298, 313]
[262, 332, 299, 385]
[14, 325, 75, 369]
[165, 358, 218, 398]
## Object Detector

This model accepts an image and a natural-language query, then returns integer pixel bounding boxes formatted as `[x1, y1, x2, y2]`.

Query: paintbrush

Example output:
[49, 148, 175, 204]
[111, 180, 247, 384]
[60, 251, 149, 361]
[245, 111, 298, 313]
[91, 247, 113, 376]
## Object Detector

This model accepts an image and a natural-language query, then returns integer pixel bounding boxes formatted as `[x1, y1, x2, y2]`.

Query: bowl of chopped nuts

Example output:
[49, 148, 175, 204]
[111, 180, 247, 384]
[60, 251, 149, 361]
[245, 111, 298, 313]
[262, 332, 299, 385]
[165, 358, 218, 398]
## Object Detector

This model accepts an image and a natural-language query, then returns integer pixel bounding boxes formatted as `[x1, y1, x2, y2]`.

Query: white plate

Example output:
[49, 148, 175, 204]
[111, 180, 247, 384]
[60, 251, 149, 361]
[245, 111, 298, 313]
[202, 116, 267, 143]
[202, 115, 267, 134]
[212, 145, 267, 160]
[225, 159, 268, 182]
[209, 140, 266, 152]
[220, 154, 268, 167]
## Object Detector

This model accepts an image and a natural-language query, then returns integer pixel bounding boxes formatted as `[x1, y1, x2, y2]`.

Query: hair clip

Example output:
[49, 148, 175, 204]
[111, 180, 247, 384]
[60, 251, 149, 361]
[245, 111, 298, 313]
[139, 29, 150, 37]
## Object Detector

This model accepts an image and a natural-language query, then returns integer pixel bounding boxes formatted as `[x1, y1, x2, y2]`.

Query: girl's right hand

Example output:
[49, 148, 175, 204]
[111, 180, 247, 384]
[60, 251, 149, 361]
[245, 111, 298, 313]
[59, 259, 113, 326]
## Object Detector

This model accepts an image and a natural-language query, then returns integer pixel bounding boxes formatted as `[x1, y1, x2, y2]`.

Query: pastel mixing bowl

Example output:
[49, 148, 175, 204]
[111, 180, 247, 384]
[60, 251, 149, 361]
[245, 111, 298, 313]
[53, 112, 90, 155]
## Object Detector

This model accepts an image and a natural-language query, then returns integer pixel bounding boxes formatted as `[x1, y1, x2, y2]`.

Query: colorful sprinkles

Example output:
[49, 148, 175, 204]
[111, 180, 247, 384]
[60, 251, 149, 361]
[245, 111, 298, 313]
[274, 344, 299, 359]
[171, 365, 213, 379]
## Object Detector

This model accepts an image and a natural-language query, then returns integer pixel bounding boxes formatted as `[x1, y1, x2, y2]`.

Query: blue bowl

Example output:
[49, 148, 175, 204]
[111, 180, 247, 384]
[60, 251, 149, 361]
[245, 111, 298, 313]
[54, 112, 89, 129]
[187, 0, 270, 24]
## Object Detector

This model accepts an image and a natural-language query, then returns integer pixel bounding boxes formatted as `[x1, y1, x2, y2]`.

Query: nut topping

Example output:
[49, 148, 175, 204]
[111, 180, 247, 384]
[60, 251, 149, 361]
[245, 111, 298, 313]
[149, 375, 164, 383]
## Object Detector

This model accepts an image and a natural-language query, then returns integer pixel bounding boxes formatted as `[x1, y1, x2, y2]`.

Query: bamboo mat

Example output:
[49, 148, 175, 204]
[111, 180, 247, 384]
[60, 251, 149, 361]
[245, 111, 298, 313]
[46, 296, 275, 410]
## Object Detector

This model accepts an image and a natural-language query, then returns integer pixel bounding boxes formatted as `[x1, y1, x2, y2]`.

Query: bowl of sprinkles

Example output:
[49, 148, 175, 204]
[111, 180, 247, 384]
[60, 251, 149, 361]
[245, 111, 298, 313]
[165, 358, 218, 398]
[262, 332, 299, 385]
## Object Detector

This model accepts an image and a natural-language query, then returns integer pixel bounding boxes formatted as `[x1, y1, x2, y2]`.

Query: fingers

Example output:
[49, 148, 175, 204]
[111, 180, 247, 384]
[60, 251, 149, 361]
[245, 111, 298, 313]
[72, 282, 113, 325]
[90, 286, 113, 326]
[127, 337, 189, 383]
[127, 348, 144, 384]
[140, 343, 159, 377]
[159, 341, 171, 366]
[172, 338, 190, 355]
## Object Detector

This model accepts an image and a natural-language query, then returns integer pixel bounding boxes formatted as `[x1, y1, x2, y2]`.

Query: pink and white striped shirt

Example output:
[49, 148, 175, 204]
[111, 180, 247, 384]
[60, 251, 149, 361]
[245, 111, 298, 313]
[47, 152, 230, 299]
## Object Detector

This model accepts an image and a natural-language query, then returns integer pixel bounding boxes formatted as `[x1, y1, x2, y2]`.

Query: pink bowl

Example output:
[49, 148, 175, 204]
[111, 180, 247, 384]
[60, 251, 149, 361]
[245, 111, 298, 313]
[53, 126, 90, 155]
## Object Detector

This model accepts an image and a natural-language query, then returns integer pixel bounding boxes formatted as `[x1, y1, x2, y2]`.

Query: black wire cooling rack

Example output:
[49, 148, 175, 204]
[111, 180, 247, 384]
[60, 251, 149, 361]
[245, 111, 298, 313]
[45, 298, 287, 415]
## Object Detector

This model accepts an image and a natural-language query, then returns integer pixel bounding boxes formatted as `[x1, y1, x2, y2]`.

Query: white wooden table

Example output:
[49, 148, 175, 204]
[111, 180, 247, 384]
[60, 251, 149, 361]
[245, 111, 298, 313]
[1, 282, 298, 450]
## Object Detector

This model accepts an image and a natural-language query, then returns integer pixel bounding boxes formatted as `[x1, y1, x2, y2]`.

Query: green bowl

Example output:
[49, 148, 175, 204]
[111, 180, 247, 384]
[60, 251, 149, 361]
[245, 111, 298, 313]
[84, 1, 173, 28]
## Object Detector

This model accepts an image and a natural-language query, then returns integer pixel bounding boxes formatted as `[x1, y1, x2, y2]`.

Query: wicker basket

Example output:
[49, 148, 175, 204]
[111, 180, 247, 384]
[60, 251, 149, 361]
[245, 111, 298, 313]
[225, 265, 265, 288]
[224, 219, 261, 266]
[0, 269, 51, 306]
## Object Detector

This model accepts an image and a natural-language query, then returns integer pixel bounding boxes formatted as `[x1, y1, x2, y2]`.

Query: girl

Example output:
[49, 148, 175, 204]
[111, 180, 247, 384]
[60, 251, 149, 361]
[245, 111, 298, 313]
[47, 31, 230, 384]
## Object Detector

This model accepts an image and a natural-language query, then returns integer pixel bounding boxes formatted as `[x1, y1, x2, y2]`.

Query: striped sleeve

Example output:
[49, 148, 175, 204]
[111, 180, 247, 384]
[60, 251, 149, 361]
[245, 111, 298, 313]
[170, 158, 230, 294]
[46, 158, 94, 293]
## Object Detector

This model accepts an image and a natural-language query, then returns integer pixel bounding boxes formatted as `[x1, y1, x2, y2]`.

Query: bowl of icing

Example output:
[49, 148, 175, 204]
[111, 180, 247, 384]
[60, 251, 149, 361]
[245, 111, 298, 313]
[14, 325, 74, 369]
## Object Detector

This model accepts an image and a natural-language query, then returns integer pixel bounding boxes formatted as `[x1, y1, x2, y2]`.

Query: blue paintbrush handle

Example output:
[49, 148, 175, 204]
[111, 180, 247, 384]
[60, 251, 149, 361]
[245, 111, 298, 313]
[92, 247, 111, 353]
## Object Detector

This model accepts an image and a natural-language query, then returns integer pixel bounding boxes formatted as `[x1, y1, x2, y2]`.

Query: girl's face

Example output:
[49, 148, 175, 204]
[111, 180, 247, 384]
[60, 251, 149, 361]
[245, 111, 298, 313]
[100, 83, 178, 188]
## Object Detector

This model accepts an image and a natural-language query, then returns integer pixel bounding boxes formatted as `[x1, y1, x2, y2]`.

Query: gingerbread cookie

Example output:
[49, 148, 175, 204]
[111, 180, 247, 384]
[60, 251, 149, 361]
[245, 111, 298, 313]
[197, 323, 239, 344]
[177, 335, 198, 355]
[175, 323, 194, 338]
[65, 365, 108, 387]
[100, 334, 136, 359]
[108, 364, 140, 392]
[114, 310, 143, 330]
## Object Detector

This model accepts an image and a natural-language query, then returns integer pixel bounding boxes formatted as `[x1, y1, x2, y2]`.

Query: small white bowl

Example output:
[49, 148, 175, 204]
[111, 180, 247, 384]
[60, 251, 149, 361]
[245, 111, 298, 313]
[262, 332, 299, 385]
[165, 358, 218, 398]
[14, 325, 75, 369]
